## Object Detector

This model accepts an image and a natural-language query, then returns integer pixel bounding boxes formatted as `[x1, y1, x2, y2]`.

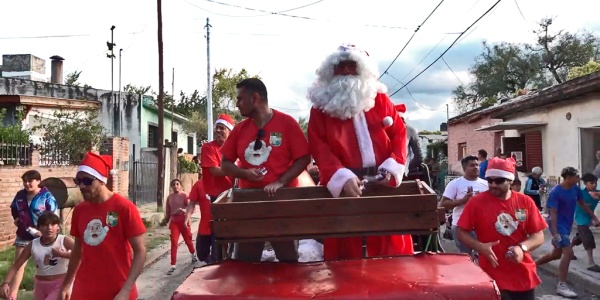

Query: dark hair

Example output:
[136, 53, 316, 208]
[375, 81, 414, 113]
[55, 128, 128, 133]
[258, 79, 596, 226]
[461, 155, 478, 170]
[37, 211, 60, 227]
[478, 149, 488, 159]
[21, 170, 41, 182]
[582, 173, 598, 183]
[561, 167, 579, 179]
[236, 78, 268, 101]
[170, 179, 181, 186]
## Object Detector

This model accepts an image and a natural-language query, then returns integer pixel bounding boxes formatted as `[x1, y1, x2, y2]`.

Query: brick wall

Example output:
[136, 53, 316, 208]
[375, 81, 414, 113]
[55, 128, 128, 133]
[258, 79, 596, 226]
[447, 115, 502, 174]
[0, 137, 130, 249]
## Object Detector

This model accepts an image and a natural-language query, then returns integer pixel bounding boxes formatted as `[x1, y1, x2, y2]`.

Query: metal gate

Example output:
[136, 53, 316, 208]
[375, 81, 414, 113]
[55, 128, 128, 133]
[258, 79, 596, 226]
[129, 149, 159, 205]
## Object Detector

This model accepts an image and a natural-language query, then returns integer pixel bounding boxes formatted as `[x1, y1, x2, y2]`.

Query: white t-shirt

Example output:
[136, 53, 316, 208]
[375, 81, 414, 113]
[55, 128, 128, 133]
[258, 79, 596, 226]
[443, 177, 489, 226]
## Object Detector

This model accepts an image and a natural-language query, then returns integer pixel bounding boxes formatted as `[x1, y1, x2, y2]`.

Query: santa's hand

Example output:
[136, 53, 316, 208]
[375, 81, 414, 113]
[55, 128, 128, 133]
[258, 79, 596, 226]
[341, 178, 362, 197]
[244, 169, 264, 182]
[264, 180, 284, 197]
[375, 170, 392, 186]
[476, 240, 500, 268]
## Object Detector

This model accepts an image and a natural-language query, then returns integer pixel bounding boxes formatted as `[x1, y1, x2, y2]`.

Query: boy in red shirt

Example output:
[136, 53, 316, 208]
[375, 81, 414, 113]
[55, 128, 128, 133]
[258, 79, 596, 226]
[220, 78, 311, 262]
[186, 180, 216, 263]
[457, 157, 546, 300]
[59, 152, 146, 300]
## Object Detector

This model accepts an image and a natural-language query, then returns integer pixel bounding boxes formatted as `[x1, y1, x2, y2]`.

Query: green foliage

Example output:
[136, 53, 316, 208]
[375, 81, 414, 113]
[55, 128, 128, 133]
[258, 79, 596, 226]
[0, 108, 30, 143]
[567, 60, 600, 80]
[418, 130, 442, 135]
[65, 70, 83, 86]
[426, 140, 448, 163]
[178, 155, 199, 173]
[297, 116, 308, 138]
[31, 109, 107, 165]
[0, 247, 36, 291]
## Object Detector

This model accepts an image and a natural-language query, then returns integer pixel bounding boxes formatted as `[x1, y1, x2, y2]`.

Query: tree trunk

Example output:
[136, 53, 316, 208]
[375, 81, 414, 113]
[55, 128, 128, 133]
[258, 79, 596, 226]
[156, 0, 165, 211]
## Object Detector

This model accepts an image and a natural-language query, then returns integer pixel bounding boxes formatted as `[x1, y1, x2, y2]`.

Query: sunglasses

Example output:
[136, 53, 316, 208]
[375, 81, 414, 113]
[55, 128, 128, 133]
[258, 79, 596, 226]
[487, 177, 508, 185]
[254, 129, 265, 151]
[74, 177, 96, 186]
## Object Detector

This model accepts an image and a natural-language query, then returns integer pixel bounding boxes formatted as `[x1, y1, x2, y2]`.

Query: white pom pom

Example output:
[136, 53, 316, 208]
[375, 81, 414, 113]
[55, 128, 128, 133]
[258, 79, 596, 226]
[109, 169, 119, 175]
[383, 116, 394, 127]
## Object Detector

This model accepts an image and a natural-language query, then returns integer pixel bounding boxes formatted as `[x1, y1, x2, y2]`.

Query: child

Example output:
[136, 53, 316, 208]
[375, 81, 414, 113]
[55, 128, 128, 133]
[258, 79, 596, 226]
[571, 173, 600, 272]
[511, 178, 522, 192]
[1, 211, 72, 300]
[162, 179, 197, 275]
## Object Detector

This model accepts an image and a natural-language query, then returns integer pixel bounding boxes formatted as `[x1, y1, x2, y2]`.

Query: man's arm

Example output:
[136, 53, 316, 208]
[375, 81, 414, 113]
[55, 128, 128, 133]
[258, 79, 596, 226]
[119, 235, 146, 295]
[577, 199, 599, 222]
[440, 196, 470, 210]
[379, 95, 407, 186]
[208, 167, 227, 177]
[549, 208, 559, 235]
[406, 126, 423, 169]
[60, 237, 82, 291]
[277, 154, 311, 185]
[524, 179, 538, 195]
[221, 158, 249, 179]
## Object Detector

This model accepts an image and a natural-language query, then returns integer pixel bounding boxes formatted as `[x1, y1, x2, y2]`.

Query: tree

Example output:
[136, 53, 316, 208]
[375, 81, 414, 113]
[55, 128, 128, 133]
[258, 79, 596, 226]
[418, 130, 442, 135]
[297, 116, 308, 138]
[567, 60, 600, 80]
[31, 109, 107, 165]
[65, 70, 83, 86]
[124, 84, 151, 101]
[426, 140, 448, 163]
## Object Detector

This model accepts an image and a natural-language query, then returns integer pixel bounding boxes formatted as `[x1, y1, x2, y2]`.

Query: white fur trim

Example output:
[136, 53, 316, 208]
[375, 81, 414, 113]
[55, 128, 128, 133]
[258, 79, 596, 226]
[352, 112, 376, 168]
[383, 116, 393, 127]
[77, 165, 108, 184]
[397, 112, 404, 117]
[215, 119, 233, 131]
[109, 169, 119, 175]
[485, 169, 515, 181]
[379, 158, 405, 187]
[327, 168, 358, 198]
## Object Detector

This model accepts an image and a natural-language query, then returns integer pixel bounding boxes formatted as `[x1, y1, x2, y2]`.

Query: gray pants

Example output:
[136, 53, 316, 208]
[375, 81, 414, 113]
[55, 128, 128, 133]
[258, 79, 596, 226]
[233, 240, 299, 262]
[451, 226, 477, 255]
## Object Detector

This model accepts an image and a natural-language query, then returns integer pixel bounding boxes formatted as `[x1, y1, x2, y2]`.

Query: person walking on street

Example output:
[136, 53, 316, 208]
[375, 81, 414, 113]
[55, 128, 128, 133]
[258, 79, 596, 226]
[571, 173, 600, 272]
[535, 167, 600, 298]
[524, 167, 546, 211]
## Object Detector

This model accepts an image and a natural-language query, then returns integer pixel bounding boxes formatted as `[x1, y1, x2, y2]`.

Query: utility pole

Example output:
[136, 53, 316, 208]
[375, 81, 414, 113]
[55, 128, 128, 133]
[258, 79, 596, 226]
[157, 0, 165, 211]
[205, 18, 213, 141]
[107, 26, 117, 136]
[446, 103, 450, 123]
[171, 67, 175, 134]
[118, 48, 123, 136]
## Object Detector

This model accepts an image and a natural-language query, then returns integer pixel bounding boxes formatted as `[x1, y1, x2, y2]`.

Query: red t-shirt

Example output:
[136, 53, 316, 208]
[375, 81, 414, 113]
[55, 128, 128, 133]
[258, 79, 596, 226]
[220, 109, 309, 189]
[201, 140, 233, 197]
[189, 180, 212, 235]
[457, 191, 547, 292]
[70, 194, 146, 300]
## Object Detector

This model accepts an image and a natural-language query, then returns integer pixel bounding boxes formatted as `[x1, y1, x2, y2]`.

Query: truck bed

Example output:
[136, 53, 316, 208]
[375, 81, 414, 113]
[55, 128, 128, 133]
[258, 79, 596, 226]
[171, 253, 500, 299]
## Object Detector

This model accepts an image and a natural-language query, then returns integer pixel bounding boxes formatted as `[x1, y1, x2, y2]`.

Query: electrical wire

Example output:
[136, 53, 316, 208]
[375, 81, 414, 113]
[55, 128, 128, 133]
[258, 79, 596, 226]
[398, 36, 447, 83]
[389, 0, 502, 97]
[182, 0, 325, 18]
[0, 28, 146, 40]
[379, 0, 445, 79]
[441, 57, 464, 85]
[189, 0, 414, 30]
[514, 0, 526, 21]
[385, 73, 454, 113]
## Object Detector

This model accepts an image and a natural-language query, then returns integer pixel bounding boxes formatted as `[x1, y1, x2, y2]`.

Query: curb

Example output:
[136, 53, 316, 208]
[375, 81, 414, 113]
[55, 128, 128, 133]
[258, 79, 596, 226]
[530, 252, 600, 296]
[142, 219, 200, 270]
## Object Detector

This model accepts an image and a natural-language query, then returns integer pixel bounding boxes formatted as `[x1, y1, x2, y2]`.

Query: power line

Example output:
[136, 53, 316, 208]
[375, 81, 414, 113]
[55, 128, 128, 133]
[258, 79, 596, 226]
[389, 0, 502, 97]
[379, 0, 445, 79]
[441, 57, 464, 85]
[182, 0, 325, 18]
[398, 36, 447, 82]
[189, 0, 414, 30]
[385, 73, 454, 113]
[514, 0, 526, 21]
[0, 28, 146, 40]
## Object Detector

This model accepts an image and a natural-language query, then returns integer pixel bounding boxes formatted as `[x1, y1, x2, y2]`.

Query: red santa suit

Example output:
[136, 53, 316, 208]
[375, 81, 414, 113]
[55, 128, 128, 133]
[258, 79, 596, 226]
[307, 44, 414, 260]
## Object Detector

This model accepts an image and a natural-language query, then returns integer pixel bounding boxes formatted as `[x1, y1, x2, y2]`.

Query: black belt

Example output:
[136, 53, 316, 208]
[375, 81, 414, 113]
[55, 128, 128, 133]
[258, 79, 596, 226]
[349, 166, 378, 178]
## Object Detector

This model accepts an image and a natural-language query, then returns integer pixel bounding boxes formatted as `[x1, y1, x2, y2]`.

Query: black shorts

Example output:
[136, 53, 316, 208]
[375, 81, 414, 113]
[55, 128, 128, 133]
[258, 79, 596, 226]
[577, 225, 596, 250]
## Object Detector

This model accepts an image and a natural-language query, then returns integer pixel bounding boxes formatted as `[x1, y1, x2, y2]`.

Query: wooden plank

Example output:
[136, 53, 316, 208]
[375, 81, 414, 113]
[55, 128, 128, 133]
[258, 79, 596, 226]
[215, 230, 438, 243]
[212, 194, 438, 220]
[231, 181, 421, 202]
[212, 212, 439, 240]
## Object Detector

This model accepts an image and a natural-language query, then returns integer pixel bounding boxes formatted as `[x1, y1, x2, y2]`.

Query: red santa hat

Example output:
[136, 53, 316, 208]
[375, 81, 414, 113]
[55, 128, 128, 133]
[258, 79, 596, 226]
[394, 103, 407, 117]
[77, 152, 118, 184]
[316, 43, 383, 83]
[485, 157, 516, 181]
[214, 114, 235, 131]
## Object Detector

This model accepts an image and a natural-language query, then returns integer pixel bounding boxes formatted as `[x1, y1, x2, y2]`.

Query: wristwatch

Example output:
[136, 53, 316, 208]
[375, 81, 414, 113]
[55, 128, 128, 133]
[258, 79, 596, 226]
[518, 244, 529, 252]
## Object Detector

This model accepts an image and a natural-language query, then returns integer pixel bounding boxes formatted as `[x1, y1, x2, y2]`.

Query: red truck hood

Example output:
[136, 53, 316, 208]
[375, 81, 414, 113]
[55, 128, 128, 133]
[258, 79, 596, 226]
[172, 253, 500, 299]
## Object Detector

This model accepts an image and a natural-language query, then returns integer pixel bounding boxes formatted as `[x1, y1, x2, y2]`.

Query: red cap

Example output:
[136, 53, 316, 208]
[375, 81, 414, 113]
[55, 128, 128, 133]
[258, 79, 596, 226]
[215, 114, 235, 131]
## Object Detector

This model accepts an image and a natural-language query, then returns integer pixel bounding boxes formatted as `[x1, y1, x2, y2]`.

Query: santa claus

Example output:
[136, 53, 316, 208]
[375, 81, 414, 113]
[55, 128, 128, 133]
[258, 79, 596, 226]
[307, 43, 414, 260]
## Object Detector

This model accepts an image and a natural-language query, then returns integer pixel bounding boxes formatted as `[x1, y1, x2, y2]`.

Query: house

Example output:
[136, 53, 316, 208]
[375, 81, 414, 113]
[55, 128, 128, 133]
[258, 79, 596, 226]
[447, 106, 504, 174]
[476, 72, 600, 179]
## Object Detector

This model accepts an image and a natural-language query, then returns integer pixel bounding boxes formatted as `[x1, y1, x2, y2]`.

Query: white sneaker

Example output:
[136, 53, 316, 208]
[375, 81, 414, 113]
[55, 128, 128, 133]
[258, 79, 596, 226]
[167, 265, 176, 275]
[556, 282, 578, 298]
[192, 253, 198, 263]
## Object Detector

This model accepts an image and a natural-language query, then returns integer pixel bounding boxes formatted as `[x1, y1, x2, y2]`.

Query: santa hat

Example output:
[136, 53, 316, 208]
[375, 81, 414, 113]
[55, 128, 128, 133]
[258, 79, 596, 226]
[214, 114, 235, 131]
[485, 157, 516, 181]
[77, 152, 118, 184]
[395, 103, 407, 117]
[316, 43, 383, 83]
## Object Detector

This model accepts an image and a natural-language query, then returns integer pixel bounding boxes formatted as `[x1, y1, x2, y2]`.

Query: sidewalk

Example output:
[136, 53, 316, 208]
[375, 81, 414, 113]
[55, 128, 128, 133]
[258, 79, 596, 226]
[531, 225, 600, 295]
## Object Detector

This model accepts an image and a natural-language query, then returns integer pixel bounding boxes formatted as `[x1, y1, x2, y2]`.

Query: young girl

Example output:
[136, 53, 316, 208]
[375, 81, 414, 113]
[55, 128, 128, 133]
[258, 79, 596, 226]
[162, 179, 197, 275]
[1, 211, 72, 300]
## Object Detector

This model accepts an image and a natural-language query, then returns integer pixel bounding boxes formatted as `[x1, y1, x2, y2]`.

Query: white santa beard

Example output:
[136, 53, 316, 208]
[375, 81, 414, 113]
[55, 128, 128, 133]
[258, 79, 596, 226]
[84, 229, 107, 246]
[308, 75, 379, 120]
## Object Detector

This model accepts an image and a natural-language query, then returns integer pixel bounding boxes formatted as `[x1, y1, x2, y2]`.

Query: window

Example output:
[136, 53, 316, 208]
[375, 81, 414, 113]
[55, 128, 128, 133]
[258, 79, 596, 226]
[171, 131, 178, 144]
[580, 127, 600, 177]
[148, 124, 159, 148]
[187, 136, 194, 154]
[458, 142, 467, 160]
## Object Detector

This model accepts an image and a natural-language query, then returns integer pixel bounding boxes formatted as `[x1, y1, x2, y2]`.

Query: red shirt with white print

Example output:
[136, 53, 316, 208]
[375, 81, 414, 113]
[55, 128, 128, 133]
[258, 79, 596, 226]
[201, 140, 233, 197]
[457, 191, 547, 292]
[70, 193, 146, 300]
[220, 109, 309, 189]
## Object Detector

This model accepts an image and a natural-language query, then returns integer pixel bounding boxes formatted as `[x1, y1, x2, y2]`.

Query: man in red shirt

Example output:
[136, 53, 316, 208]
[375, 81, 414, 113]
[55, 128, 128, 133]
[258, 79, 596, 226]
[59, 152, 146, 300]
[457, 157, 546, 300]
[307, 44, 413, 260]
[220, 78, 311, 262]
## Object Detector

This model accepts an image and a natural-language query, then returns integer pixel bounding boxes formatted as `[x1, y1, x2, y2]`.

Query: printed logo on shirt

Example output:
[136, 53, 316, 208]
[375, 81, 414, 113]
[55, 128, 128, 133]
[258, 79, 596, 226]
[495, 212, 518, 236]
[515, 209, 527, 222]
[83, 218, 109, 246]
[244, 140, 272, 166]
[269, 132, 282, 147]
[106, 212, 119, 227]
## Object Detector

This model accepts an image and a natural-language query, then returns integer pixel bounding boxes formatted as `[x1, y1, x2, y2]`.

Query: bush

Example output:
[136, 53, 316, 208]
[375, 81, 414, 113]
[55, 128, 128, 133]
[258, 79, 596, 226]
[178, 156, 199, 173]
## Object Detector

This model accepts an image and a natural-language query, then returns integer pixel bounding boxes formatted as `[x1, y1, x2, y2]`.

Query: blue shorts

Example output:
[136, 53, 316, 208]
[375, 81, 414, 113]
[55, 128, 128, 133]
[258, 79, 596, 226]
[551, 233, 571, 249]
[14, 236, 31, 247]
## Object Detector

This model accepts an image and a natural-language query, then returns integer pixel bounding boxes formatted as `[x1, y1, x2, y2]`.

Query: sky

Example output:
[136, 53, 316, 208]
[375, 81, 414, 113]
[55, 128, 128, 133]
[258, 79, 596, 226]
[2, 0, 600, 131]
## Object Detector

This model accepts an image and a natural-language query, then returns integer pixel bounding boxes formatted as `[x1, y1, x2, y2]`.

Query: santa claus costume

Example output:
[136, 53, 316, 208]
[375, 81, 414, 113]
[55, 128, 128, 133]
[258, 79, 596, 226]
[307, 44, 414, 260]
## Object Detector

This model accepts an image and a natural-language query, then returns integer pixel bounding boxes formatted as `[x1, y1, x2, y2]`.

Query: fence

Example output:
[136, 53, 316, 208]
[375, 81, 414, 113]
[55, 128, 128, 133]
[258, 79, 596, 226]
[129, 149, 159, 205]
[0, 138, 33, 166]
[37, 141, 84, 166]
